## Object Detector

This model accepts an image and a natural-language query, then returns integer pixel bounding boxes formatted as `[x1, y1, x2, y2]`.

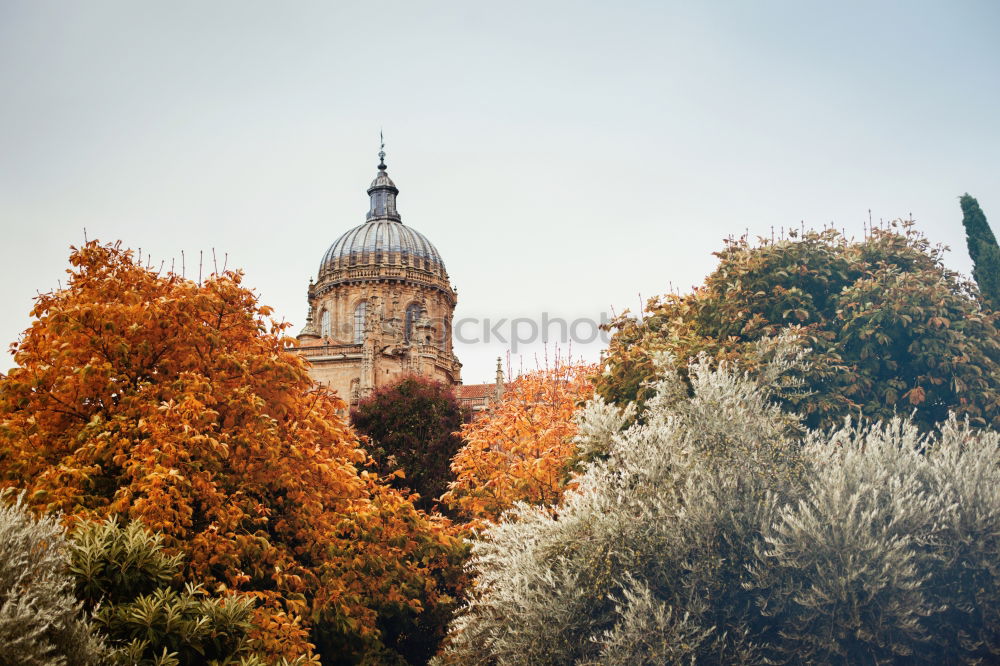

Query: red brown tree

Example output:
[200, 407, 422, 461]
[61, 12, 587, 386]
[351, 376, 470, 513]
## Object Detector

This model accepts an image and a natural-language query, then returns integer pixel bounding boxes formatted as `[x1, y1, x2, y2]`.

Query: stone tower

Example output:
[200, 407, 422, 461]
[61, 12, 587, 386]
[293, 148, 462, 405]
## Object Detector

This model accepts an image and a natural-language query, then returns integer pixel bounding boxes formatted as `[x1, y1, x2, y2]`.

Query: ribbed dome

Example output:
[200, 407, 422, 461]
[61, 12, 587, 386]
[319, 219, 446, 277]
[318, 150, 448, 281]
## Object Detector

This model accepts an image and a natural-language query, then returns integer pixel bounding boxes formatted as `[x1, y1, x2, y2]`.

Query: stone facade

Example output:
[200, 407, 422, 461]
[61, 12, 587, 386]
[292, 150, 463, 406]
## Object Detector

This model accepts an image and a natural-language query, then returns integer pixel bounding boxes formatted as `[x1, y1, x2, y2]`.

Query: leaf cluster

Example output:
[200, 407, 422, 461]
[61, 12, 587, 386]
[68, 518, 280, 666]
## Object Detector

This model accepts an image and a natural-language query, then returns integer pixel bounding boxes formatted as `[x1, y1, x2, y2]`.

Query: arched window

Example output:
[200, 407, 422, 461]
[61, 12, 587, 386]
[320, 309, 331, 339]
[405, 303, 421, 342]
[353, 301, 367, 343]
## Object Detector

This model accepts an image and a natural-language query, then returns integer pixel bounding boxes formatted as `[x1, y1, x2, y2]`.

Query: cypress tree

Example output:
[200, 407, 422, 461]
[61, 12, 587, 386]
[960, 193, 1000, 310]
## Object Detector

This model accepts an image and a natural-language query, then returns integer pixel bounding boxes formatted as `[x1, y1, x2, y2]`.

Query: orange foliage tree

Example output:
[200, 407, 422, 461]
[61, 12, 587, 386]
[442, 360, 595, 526]
[0, 241, 465, 664]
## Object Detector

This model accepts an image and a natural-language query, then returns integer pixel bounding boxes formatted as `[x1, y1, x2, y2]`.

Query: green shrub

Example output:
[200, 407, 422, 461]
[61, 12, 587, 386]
[68, 519, 279, 666]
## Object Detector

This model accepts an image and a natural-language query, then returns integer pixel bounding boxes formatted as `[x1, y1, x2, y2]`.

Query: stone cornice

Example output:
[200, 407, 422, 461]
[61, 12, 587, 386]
[314, 264, 456, 303]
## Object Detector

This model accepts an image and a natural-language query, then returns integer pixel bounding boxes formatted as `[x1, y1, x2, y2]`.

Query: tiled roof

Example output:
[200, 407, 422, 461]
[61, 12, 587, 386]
[456, 383, 495, 400]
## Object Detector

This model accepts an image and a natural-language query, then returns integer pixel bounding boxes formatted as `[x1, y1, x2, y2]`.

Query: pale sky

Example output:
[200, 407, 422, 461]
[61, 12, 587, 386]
[2, 0, 998, 383]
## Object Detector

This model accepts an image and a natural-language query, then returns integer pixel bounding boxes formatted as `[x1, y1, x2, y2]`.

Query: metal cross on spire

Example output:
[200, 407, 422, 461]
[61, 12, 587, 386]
[378, 130, 386, 169]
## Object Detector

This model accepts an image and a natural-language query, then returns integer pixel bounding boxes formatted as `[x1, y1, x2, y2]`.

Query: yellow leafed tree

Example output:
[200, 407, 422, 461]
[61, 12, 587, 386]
[443, 360, 595, 526]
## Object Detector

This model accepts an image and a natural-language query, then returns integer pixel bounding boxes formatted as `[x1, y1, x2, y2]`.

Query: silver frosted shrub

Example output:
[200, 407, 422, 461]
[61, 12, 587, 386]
[0, 492, 105, 666]
[752, 416, 1000, 663]
[437, 336, 1000, 664]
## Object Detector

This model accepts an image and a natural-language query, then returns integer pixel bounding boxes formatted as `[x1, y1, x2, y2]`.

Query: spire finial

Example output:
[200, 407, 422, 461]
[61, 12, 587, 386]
[367, 133, 401, 222]
[494, 357, 505, 401]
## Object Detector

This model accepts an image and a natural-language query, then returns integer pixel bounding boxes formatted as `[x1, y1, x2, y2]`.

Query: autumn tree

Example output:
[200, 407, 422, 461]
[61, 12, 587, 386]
[351, 376, 469, 513]
[442, 360, 596, 526]
[960, 193, 1000, 310]
[597, 222, 1000, 432]
[0, 241, 465, 664]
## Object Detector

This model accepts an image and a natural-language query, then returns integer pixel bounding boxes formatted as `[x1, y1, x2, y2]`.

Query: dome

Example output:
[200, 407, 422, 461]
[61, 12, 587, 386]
[317, 150, 448, 281]
[319, 219, 446, 277]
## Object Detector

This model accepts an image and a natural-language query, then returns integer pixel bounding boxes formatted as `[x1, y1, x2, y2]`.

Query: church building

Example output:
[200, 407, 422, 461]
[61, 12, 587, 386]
[292, 147, 499, 410]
